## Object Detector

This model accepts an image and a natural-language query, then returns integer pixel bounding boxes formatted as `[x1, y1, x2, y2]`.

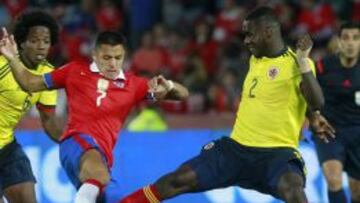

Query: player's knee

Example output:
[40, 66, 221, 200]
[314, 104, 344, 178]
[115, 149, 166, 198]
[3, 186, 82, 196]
[155, 165, 198, 198]
[3, 183, 36, 203]
[80, 168, 110, 186]
[322, 161, 343, 190]
[278, 173, 304, 199]
[352, 193, 360, 201]
[92, 170, 110, 185]
[325, 174, 342, 190]
[350, 187, 360, 200]
[5, 195, 36, 203]
[170, 165, 197, 188]
[278, 183, 303, 196]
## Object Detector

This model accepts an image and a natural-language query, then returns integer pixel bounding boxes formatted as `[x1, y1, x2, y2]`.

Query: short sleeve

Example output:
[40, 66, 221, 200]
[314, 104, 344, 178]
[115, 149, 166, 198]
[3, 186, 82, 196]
[36, 89, 57, 112]
[43, 62, 73, 89]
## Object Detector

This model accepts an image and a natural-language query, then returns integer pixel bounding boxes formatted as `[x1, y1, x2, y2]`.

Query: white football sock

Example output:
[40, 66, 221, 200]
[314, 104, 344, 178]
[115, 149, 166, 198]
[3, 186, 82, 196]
[74, 183, 100, 203]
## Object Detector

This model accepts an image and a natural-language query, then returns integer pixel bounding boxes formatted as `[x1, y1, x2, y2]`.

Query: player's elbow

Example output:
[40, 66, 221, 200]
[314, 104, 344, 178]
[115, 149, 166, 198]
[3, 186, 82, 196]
[22, 83, 38, 92]
[26, 77, 46, 92]
[17, 82, 34, 93]
[13, 76, 37, 92]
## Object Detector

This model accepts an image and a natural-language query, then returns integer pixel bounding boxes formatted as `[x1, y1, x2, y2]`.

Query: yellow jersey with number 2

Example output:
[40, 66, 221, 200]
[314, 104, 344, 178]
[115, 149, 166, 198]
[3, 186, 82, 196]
[230, 48, 315, 149]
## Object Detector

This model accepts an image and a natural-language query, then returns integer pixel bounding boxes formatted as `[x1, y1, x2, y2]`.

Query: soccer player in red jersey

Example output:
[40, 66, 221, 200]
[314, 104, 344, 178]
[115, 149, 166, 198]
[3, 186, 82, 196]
[0, 29, 189, 203]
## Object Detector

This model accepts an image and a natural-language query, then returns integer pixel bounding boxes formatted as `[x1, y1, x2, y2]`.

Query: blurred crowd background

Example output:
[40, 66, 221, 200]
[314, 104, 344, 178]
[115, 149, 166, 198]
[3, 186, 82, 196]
[1, 0, 359, 129]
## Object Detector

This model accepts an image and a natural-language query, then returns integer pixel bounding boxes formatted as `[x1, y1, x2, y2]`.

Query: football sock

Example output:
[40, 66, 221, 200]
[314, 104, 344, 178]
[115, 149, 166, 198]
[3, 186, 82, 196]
[120, 185, 161, 203]
[75, 179, 104, 203]
[328, 189, 347, 203]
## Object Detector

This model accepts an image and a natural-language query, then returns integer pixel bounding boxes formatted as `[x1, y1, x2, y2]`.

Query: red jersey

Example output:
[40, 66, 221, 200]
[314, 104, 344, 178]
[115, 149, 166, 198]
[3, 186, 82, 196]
[44, 61, 150, 166]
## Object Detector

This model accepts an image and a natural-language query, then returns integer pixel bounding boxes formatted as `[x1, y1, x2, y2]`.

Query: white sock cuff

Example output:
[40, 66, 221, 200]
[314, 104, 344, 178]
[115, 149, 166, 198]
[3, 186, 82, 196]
[74, 183, 100, 203]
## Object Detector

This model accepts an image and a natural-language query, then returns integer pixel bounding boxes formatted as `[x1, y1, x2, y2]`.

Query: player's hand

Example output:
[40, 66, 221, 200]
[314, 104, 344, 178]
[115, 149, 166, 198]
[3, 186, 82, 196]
[308, 111, 336, 143]
[148, 75, 172, 100]
[296, 34, 313, 60]
[0, 27, 19, 60]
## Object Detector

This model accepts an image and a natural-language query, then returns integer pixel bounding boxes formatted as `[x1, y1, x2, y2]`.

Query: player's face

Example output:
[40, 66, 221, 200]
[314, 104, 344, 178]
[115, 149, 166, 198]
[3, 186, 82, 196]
[242, 20, 264, 57]
[93, 44, 126, 80]
[21, 26, 51, 66]
[339, 28, 360, 59]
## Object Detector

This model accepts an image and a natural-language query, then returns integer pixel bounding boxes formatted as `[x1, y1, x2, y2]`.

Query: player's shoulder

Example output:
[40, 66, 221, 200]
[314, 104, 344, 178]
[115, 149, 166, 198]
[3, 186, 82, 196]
[258, 47, 299, 64]
[266, 47, 299, 68]
[37, 61, 55, 73]
[66, 60, 89, 69]
[284, 47, 299, 63]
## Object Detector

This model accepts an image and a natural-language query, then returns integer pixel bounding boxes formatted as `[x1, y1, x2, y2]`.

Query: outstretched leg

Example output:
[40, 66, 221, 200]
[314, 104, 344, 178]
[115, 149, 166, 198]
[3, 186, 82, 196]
[154, 164, 198, 199]
[60, 134, 111, 203]
[75, 149, 110, 203]
[121, 138, 242, 203]
[121, 164, 199, 203]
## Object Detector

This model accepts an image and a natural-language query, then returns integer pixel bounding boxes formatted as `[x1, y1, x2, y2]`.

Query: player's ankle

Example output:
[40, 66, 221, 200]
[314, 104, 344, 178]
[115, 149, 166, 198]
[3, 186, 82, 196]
[75, 181, 102, 203]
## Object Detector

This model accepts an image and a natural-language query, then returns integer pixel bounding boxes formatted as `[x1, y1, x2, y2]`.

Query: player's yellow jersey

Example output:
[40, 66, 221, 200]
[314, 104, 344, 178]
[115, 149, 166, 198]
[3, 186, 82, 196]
[230, 48, 315, 149]
[0, 55, 57, 148]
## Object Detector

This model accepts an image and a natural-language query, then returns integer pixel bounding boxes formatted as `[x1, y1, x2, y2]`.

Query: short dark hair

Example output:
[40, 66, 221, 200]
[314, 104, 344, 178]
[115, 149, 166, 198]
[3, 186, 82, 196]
[13, 10, 59, 46]
[245, 6, 280, 27]
[95, 31, 127, 47]
[339, 21, 359, 35]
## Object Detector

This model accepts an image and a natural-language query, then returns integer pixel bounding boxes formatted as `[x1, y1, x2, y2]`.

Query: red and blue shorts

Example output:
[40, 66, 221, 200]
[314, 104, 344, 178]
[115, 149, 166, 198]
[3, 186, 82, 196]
[59, 134, 108, 189]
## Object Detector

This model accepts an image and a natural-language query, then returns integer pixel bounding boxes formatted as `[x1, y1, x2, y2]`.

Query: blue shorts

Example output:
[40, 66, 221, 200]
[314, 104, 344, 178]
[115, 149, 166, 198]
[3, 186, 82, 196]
[59, 134, 108, 189]
[0, 141, 36, 191]
[185, 137, 306, 199]
[313, 126, 360, 179]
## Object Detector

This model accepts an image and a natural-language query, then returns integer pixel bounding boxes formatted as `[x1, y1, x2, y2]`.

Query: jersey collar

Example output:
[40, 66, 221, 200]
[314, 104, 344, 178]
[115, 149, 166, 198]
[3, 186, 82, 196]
[90, 62, 126, 80]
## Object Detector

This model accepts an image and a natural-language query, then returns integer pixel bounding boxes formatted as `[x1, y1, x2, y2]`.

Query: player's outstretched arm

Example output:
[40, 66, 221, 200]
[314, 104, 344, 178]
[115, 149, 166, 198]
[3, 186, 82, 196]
[296, 34, 324, 110]
[149, 75, 189, 101]
[0, 27, 47, 92]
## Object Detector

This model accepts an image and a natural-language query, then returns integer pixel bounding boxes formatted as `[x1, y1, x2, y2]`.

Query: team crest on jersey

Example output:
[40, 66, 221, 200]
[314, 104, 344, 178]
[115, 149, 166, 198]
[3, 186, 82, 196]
[113, 81, 125, 88]
[267, 67, 279, 80]
[203, 142, 215, 150]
